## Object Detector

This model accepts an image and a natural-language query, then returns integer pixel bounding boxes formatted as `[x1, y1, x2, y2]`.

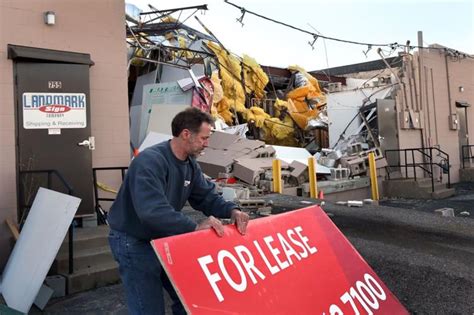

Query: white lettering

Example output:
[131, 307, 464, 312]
[254, 240, 280, 275]
[264, 236, 289, 270]
[217, 250, 247, 293]
[295, 226, 317, 254]
[287, 229, 308, 258]
[197, 225, 319, 303]
[277, 232, 301, 265]
[235, 245, 265, 284]
[198, 255, 224, 302]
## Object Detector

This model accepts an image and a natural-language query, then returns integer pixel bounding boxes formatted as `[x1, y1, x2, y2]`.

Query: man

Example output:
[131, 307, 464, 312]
[108, 107, 249, 315]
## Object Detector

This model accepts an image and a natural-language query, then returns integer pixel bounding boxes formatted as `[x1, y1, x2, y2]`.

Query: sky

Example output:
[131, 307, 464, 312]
[128, 0, 474, 71]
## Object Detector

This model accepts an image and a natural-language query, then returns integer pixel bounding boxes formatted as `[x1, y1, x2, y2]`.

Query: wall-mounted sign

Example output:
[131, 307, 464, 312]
[152, 206, 408, 315]
[22, 93, 87, 129]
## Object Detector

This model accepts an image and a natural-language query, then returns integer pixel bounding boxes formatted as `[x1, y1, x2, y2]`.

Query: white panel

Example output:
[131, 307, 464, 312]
[0, 188, 81, 313]
[139, 131, 172, 152]
[138, 82, 192, 146]
[146, 104, 189, 137]
[271, 145, 330, 174]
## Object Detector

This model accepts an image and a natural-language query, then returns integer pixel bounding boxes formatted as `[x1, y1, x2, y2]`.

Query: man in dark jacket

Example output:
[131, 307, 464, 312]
[108, 107, 249, 315]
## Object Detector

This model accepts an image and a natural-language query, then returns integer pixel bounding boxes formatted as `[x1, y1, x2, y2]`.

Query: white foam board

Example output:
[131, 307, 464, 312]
[0, 188, 81, 313]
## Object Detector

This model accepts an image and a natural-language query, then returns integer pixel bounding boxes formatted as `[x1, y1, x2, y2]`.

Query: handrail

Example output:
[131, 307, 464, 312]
[19, 169, 76, 275]
[92, 167, 128, 225]
[461, 145, 474, 169]
[385, 147, 450, 192]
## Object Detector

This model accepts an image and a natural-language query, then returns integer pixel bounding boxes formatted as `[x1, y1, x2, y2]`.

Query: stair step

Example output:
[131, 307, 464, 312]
[66, 261, 120, 294]
[59, 225, 110, 253]
[418, 181, 447, 191]
[431, 187, 456, 199]
[54, 245, 114, 274]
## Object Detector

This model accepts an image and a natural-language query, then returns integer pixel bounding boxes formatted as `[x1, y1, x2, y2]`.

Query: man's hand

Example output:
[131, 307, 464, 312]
[231, 209, 249, 235]
[195, 216, 225, 237]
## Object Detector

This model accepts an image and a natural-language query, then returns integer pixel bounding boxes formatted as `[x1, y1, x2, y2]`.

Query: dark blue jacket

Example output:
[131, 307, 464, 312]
[108, 141, 237, 240]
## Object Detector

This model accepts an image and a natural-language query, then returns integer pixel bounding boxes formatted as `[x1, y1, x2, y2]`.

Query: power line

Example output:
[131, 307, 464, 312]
[224, 0, 473, 56]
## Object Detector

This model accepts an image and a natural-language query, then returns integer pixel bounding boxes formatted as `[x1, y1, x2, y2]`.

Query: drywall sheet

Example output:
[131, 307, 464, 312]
[272, 145, 330, 174]
[0, 188, 81, 313]
[152, 206, 408, 314]
[146, 104, 189, 137]
[138, 131, 172, 152]
[138, 82, 192, 146]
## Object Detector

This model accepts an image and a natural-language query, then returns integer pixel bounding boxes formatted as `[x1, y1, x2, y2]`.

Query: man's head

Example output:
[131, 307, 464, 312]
[171, 107, 214, 158]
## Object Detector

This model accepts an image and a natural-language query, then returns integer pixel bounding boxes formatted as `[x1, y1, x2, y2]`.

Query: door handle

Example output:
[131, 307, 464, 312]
[77, 136, 95, 150]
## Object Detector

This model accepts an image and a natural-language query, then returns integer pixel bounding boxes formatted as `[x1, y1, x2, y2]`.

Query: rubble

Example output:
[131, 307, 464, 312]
[123, 4, 391, 202]
[347, 200, 364, 207]
[434, 208, 455, 217]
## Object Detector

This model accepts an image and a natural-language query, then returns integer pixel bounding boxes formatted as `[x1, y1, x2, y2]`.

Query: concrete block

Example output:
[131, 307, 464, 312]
[81, 213, 98, 228]
[330, 167, 350, 181]
[327, 149, 343, 160]
[342, 157, 367, 176]
[282, 186, 298, 196]
[434, 207, 454, 217]
[318, 156, 336, 168]
[44, 275, 67, 298]
[258, 180, 272, 192]
[347, 200, 363, 207]
[375, 157, 388, 169]
[348, 142, 363, 155]
[236, 188, 250, 200]
[237, 199, 266, 208]
[290, 160, 308, 185]
[33, 284, 54, 310]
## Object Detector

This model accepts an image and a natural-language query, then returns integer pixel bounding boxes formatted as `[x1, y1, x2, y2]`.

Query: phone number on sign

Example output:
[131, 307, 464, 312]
[323, 273, 387, 315]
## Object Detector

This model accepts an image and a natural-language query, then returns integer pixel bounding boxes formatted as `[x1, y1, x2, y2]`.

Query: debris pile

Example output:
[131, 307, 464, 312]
[124, 3, 386, 203]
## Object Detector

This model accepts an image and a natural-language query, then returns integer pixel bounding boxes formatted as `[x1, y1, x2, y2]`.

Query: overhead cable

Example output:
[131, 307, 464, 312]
[224, 0, 473, 57]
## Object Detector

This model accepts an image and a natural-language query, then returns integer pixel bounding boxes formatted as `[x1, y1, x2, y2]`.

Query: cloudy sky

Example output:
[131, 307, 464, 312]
[128, 0, 474, 71]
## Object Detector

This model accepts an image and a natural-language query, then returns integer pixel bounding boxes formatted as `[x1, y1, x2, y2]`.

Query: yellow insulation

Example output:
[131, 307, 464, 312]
[207, 42, 246, 117]
[242, 54, 269, 99]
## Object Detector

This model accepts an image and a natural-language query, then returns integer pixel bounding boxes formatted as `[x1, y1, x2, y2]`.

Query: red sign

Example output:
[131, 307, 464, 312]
[152, 206, 408, 315]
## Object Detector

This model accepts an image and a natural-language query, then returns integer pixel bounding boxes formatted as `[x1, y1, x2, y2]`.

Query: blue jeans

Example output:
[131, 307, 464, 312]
[109, 229, 186, 315]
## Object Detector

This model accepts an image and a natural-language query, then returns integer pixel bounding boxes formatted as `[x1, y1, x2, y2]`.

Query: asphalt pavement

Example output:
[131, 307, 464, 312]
[25, 183, 474, 314]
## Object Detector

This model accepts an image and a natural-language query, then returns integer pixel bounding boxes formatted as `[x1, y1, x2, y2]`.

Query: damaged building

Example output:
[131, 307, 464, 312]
[313, 40, 474, 198]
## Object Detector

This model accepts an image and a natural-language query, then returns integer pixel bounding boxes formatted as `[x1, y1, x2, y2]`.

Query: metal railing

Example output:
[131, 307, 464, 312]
[92, 167, 128, 225]
[19, 169, 76, 274]
[461, 145, 474, 169]
[385, 147, 450, 193]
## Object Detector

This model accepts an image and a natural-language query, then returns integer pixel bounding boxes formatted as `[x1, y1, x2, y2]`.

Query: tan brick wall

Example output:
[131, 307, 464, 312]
[0, 0, 129, 271]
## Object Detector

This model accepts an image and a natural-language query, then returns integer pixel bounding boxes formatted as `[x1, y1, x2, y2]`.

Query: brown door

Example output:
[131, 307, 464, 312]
[15, 61, 94, 217]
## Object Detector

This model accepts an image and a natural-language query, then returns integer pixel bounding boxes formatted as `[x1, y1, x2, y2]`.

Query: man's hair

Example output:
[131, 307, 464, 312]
[171, 107, 214, 137]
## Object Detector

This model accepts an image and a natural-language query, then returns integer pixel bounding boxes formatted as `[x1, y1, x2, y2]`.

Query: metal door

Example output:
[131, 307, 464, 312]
[15, 62, 93, 216]
[457, 105, 469, 165]
[377, 99, 399, 166]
